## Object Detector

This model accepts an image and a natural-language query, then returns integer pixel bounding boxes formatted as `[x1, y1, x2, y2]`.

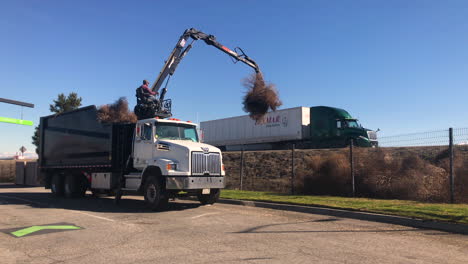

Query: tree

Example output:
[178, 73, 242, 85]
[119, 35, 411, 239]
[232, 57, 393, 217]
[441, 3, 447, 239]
[32, 126, 40, 154]
[32, 93, 82, 153]
[49, 92, 82, 114]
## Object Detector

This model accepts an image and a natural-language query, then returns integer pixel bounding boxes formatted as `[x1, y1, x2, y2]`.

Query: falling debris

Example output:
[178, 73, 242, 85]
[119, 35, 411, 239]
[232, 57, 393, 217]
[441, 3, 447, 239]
[97, 97, 137, 123]
[242, 73, 282, 121]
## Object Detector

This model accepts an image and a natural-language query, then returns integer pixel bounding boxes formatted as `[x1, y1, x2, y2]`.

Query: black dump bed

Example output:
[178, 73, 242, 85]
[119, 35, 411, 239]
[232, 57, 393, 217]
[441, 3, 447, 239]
[39, 106, 134, 171]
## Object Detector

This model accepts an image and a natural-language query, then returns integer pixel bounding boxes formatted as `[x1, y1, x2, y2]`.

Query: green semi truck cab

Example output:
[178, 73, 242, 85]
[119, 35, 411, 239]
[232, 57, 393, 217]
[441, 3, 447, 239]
[309, 106, 377, 148]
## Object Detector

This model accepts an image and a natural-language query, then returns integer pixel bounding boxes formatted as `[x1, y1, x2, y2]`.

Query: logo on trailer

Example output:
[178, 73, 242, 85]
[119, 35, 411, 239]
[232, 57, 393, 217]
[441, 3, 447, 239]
[255, 114, 288, 128]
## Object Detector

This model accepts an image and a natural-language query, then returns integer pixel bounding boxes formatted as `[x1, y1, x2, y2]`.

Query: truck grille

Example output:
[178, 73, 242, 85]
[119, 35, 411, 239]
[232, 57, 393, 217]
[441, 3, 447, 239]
[191, 152, 221, 175]
[367, 131, 378, 140]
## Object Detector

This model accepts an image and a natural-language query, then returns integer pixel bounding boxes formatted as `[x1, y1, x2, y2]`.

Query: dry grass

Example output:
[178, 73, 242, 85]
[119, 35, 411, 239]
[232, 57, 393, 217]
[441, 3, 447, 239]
[0, 160, 16, 182]
[296, 152, 351, 196]
[242, 73, 282, 121]
[353, 148, 450, 202]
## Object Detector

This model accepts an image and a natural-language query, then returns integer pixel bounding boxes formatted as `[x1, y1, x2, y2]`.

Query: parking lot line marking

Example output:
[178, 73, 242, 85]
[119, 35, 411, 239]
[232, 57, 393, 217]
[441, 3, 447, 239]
[72, 211, 116, 222]
[191, 212, 219, 219]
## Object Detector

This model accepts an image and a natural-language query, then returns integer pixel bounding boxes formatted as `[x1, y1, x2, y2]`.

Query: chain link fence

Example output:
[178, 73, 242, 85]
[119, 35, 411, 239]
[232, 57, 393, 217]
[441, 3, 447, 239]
[378, 129, 449, 147]
[223, 127, 468, 203]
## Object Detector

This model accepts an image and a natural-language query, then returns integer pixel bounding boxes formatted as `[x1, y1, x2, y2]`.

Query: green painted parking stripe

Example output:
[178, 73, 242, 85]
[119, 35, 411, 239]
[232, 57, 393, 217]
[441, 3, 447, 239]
[0, 117, 33, 126]
[11, 225, 81, 237]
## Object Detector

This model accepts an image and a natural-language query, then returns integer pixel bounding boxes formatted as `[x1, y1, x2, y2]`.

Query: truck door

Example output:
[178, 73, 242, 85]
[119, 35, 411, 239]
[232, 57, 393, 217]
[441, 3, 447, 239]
[134, 122, 154, 167]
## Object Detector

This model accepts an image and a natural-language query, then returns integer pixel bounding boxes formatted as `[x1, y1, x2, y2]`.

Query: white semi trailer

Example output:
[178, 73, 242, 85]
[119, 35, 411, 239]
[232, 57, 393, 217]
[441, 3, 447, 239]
[201, 106, 378, 150]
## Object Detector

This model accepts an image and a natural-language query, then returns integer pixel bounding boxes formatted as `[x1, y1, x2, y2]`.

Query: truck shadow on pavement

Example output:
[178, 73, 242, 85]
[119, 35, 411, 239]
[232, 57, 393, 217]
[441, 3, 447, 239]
[0, 183, 38, 189]
[0, 190, 202, 213]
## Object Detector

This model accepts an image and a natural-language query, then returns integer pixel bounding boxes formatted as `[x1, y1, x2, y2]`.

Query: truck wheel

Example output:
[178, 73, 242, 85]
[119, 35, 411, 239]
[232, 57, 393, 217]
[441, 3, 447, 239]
[144, 177, 168, 211]
[198, 189, 220, 205]
[64, 174, 87, 198]
[51, 173, 64, 197]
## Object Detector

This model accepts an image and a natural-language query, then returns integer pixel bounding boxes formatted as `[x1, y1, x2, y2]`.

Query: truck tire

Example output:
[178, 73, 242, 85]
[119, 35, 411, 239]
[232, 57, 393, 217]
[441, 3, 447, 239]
[198, 189, 220, 205]
[51, 173, 64, 197]
[64, 174, 87, 198]
[144, 177, 168, 211]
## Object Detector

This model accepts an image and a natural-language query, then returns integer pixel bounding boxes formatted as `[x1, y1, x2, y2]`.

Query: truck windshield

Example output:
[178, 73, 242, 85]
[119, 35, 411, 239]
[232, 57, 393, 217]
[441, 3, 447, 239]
[155, 123, 199, 142]
[344, 120, 361, 128]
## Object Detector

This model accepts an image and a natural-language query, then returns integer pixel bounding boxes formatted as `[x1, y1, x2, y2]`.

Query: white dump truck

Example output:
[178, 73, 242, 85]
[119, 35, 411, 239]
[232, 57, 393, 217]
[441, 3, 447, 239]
[38, 106, 225, 210]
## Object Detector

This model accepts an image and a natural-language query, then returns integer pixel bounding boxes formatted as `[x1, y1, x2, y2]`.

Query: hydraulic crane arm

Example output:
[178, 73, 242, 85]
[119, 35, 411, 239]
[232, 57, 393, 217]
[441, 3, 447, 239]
[151, 28, 261, 101]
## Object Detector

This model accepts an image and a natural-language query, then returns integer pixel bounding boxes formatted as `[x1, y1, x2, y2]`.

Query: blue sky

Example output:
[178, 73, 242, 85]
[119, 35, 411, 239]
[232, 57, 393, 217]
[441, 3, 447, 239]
[1, 0, 468, 156]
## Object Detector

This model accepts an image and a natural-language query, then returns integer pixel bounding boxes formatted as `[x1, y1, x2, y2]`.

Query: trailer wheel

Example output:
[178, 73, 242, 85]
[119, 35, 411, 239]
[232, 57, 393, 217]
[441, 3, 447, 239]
[144, 177, 168, 211]
[198, 189, 220, 205]
[51, 173, 64, 197]
[64, 174, 87, 198]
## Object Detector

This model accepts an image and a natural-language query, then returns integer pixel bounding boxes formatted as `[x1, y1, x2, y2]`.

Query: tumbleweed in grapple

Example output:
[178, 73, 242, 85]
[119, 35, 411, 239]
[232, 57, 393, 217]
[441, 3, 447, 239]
[97, 97, 137, 123]
[242, 73, 282, 121]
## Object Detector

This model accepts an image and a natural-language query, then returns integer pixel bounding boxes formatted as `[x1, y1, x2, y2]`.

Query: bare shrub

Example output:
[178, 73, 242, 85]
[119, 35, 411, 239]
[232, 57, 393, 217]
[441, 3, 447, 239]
[242, 73, 282, 121]
[97, 97, 137, 123]
[454, 163, 468, 203]
[356, 149, 449, 202]
[435, 148, 468, 203]
[297, 152, 350, 196]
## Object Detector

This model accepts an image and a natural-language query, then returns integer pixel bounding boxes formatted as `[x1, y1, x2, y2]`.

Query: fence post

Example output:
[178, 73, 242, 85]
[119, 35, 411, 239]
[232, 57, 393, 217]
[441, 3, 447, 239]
[240, 145, 244, 191]
[350, 139, 355, 197]
[449, 128, 454, 203]
[291, 143, 295, 195]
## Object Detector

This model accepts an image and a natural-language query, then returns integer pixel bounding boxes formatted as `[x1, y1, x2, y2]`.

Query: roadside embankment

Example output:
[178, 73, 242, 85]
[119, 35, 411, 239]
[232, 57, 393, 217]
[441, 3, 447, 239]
[222, 146, 468, 203]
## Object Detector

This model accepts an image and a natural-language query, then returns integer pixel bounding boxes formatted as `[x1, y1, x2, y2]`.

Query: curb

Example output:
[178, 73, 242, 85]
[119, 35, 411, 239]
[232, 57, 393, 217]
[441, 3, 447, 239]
[217, 198, 468, 235]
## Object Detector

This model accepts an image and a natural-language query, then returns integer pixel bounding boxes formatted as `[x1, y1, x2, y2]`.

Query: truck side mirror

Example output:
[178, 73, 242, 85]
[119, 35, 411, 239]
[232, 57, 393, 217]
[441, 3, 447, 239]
[376, 128, 380, 133]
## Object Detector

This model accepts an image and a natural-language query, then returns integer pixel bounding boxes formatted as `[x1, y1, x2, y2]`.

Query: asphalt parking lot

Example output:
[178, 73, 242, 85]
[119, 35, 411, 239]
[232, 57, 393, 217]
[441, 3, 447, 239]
[0, 185, 467, 264]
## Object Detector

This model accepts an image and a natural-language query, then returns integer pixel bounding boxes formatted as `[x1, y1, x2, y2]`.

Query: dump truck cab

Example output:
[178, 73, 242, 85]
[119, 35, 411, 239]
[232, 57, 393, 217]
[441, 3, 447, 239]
[131, 118, 225, 195]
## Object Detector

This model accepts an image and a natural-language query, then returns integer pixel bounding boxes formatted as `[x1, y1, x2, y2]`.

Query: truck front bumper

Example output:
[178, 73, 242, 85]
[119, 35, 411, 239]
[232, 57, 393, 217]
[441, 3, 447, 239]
[166, 176, 225, 190]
